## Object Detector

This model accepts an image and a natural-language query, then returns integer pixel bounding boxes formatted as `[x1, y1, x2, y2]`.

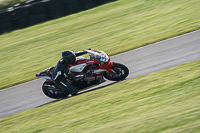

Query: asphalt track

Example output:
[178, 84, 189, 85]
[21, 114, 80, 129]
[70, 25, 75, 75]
[0, 30, 200, 118]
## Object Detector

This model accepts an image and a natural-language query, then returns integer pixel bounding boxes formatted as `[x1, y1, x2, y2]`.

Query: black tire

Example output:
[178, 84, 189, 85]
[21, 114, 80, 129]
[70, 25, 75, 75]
[63, 0, 81, 14]
[0, 11, 11, 18]
[47, 7, 65, 19]
[29, 1, 47, 14]
[0, 22, 14, 33]
[42, 81, 69, 99]
[79, 0, 98, 10]
[71, 90, 78, 96]
[14, 6, 30, 18]
[104, 63, 129, 81]
[29, 14, 48, 25]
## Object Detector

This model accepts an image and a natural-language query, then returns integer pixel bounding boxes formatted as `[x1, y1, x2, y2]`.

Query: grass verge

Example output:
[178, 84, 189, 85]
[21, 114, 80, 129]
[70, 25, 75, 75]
[0, 0, 24, 10]
[0, 0, 200, 89]
[0, 60, 200, 132]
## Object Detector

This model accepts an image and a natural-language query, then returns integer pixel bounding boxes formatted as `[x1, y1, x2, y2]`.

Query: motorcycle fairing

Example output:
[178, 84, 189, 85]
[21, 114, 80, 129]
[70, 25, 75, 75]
[105, 61, 116, 75]
[70, 63, 87, 73]
[36, 50, 116, 81]
[35, 67, 53, 82]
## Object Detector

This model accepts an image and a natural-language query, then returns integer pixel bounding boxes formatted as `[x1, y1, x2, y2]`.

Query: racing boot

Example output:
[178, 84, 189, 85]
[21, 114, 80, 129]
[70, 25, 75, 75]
[60, 80, 78, 96]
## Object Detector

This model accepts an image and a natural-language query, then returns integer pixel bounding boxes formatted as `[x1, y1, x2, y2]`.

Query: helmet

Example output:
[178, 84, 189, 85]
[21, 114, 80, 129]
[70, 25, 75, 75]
[62, 51, 76, 65]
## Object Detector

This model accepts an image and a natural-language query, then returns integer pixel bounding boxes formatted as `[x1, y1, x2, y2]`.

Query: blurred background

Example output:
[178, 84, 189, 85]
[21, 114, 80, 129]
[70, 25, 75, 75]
[0, 0, 115, 34]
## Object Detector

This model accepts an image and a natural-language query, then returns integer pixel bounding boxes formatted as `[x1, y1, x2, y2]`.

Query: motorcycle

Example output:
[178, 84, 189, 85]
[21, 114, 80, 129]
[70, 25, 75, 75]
[35, 49, 129, 99]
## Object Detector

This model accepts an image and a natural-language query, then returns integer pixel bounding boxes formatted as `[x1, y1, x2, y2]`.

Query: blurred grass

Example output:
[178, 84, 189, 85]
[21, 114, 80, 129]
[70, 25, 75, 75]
[0, 0, 200, 89]
[0, 0, 25, 10]
[0, 60, 200, 132]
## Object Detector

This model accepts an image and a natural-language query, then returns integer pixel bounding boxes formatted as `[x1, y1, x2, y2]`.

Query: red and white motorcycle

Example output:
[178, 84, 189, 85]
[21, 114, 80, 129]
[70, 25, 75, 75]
[36, 50, 129, 99]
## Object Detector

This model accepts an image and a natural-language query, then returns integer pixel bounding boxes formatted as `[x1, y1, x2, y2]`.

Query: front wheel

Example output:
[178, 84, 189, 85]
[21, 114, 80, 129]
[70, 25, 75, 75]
[104, 63, 129, 81]
[42, 81, 69, 99]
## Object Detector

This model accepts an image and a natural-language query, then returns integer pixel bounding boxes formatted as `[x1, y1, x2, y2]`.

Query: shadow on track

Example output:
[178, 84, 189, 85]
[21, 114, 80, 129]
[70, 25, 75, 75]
[36, 80, 121, 108]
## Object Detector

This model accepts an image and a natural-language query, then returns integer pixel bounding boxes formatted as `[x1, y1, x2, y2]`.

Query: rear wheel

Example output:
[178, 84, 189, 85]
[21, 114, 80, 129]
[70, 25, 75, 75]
[104, 63, 129, 81]
[42, 81, 69, 99]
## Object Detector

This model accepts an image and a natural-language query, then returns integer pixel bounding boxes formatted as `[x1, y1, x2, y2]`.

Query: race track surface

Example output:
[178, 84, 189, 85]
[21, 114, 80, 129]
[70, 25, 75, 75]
[0, 30, 200, 118]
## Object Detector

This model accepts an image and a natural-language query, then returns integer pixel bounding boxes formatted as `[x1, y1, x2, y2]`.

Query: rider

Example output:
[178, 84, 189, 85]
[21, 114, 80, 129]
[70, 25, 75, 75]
[51, 50, 91, 95]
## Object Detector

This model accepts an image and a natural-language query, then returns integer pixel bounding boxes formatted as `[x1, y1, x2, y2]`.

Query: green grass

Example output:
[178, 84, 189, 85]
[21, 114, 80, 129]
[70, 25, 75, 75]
[0, 60, 199, 133]
[0, 0, 200, 89]
[0, 0, 25, 10]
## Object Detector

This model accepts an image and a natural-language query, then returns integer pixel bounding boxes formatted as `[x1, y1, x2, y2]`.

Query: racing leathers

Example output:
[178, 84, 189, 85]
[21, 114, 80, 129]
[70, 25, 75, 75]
[51, 51, 87, 95]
